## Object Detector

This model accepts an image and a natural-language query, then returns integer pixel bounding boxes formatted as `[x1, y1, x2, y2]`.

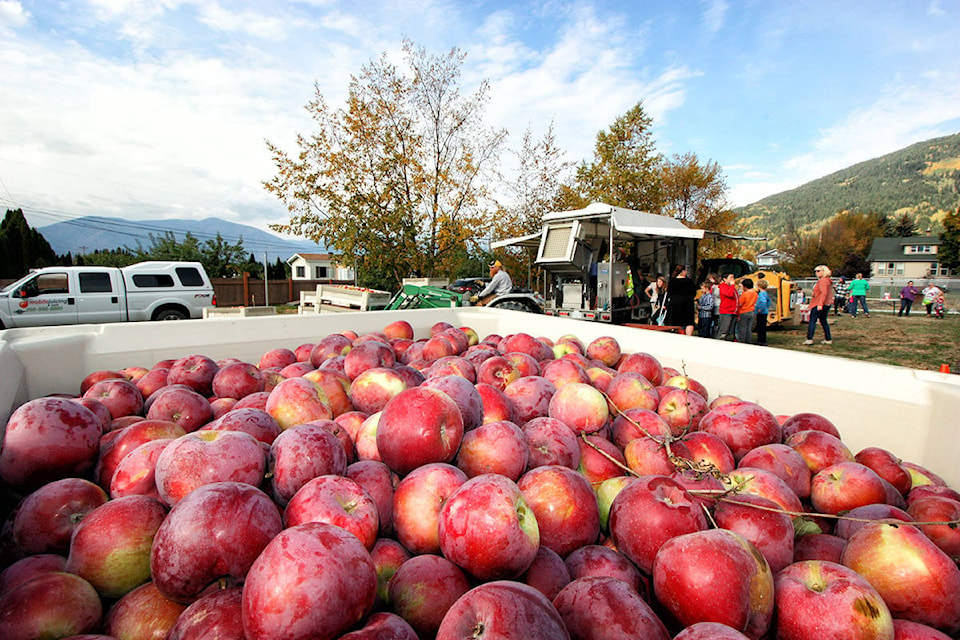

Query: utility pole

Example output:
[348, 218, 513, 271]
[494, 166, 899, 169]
[263, 252, 269, 306]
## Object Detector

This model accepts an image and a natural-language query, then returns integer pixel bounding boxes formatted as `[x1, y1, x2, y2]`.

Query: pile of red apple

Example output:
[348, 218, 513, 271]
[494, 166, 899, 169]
[1, 318, 959, 640]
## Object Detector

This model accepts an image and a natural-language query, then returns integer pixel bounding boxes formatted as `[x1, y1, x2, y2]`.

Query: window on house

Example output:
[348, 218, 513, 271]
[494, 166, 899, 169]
[895, 263, 904, 275]
[296, 266, 305, 278]
[315, 266, 328, 278]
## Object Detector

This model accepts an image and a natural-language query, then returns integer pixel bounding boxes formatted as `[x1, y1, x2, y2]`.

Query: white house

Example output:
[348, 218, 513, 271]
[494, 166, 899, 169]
[286, 253, 355, 281]
[866, 235, 953, 279]
[756, 249, 788, 267]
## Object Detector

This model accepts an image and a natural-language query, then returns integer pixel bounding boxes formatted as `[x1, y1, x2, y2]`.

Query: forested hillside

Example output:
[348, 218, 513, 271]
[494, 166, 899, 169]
[736, 132, 960, 238]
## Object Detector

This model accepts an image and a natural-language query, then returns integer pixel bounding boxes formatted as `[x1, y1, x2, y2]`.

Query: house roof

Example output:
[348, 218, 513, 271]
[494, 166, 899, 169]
[866, 235, 941, 262]
[286, 252, 335, 264]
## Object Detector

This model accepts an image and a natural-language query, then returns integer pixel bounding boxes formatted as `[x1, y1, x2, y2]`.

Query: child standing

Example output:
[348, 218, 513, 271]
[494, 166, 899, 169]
[934, 294, 946, 319]
[754, 280, 771, 346]
[697, 281, 715, 338]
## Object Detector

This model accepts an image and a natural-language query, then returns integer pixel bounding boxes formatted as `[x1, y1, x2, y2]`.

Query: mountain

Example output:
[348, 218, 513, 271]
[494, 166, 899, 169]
[736, 132, 960, 239]
[38, 216, 326, 262]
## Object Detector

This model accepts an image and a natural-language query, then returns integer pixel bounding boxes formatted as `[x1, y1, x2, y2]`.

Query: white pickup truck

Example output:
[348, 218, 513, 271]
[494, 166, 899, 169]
[0, 261, 215, 329]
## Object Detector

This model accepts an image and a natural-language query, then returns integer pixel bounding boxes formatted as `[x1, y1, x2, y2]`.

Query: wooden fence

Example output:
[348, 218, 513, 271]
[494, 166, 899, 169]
[212, 275, 355, 307]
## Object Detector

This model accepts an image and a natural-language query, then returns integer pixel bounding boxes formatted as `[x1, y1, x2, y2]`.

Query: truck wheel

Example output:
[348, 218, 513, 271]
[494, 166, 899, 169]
[154, 308, 188, 321]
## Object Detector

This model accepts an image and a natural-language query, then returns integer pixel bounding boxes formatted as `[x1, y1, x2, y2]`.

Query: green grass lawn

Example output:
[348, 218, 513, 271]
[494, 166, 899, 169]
[765, 310, 960, 372]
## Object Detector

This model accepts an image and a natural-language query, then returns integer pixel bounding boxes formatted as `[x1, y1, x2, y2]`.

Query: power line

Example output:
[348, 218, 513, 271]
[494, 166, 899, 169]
[13, 202, 320, 254]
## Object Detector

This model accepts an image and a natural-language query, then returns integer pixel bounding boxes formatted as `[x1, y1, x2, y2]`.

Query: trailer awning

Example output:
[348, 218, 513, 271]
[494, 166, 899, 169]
[490, 202, 765, 248]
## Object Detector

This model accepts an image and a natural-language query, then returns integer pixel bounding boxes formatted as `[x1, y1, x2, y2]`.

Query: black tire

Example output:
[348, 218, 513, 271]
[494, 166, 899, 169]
[154, 307, 188, 321]
[493, 300, 533, 313]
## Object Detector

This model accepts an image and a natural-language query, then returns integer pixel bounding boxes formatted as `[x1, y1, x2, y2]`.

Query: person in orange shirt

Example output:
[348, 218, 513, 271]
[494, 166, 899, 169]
[736, 278, 758, 344]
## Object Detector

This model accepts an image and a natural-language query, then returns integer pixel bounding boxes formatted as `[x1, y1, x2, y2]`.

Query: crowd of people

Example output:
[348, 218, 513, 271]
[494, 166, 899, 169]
[639, 264, 950, 347]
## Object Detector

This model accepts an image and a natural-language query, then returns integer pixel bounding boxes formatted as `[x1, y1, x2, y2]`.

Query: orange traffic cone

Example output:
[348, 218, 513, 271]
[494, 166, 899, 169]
[940, 364, 951, 373]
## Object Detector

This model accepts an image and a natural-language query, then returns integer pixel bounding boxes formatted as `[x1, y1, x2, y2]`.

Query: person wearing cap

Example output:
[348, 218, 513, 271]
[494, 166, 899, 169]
[471, 260, 513, 306]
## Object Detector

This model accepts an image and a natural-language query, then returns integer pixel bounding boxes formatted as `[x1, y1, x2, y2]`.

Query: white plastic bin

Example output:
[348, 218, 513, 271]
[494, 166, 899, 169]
[2, 308, 958, 487]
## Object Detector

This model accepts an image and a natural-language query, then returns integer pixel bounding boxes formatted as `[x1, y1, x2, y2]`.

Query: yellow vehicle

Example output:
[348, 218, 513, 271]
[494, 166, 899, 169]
[699, 258, 797, 325]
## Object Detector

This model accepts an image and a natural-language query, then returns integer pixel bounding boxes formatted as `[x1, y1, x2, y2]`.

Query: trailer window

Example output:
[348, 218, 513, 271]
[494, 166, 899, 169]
[79, 272, 113, 293]
[132, 274, 175, 288]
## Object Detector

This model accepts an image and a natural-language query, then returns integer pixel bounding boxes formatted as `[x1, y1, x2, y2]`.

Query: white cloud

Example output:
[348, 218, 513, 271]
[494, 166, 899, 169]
[701, 0, 729, 34]
[0, 0, 29, 27]
[928, 0, 945, 16]
[196, 2, 291, 39]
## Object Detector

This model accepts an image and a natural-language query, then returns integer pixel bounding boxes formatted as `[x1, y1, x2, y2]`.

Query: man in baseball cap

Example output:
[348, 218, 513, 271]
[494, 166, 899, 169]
[471, 260, 513, 305]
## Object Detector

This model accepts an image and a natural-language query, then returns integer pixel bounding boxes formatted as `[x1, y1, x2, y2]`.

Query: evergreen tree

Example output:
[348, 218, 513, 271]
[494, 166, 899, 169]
[0, 209, 59, 278]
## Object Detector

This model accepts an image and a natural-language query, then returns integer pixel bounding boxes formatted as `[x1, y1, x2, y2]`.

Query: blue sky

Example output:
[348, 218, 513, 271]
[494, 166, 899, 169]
[1, 0, 958, 237]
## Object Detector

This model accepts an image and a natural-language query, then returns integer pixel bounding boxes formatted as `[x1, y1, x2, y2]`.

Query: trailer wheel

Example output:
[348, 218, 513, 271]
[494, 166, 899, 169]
[154, 307, 188, 321]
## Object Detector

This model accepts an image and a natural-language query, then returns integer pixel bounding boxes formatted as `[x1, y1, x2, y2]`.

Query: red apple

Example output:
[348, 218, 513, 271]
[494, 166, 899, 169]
[577, 434, 627, 487]
[476, 356, 522, 391]
[906, 496, 960, 560]
[774, 560, 894, 640]
[167, 354, 219, 397]
[698, 401, 781, 461]
[428, 355, 476, 382]
[713, 493, 795, 574]
[476, 382, 517, 425]
[377, 387, 464, 476]
[438, 474, 540, 580]
[0, 572, 102, 640]
[80, 369, 124, 394]
[284, 474, 379, 550]
[420, 374, 484, 431]
[0, 554, 67, 594]
[781, 412, 842, 439]
[64, 495, 166, 599]
[0, 397, 103, 490]
[269, 422, 348, 506]
[673, 622, 752, 639]
[842, 522, 960, 633]
[154, 430, 266, 506]
[167, 586, 244, 640]
[617, 351, 664, 385]
[71, 397, 113, 432]
[786, 429, 854, 475]
[523, 416, 580, 470]
[211, 361, 264, 400]
[738, 443, 812, 499]
[146, 386, 215, 432]
[242, 522, 377, 640]
[725, 467, 804, 514]
[609, 474, 709, 574]
[346, 459, 398, 537]
[564, 544, 644, 593]
[892, 619, 954, 640]
[504, 376, 556, 424]
[136, 367, 169, 399]
[518, 465, 600, 557]
[339, 612, 418, 639]
[547, 381, 609, 434]
[657, 387, 708, 434]
[540, 358, 590, 389]
[855, 447, 912, 496]
[393, 463, 468, 555]
[519, 545, 571, 601]
[605, 372, 658, 414]
[653, 528, 774, 639]
[435, 580, 569, 640]
[370, 537, 411, 608]
[151, 482, 283, 603]
[96, 418, 185, 489]
[387, 553, 471, 639]
[611, 407, 671, 449]
[384, 319, 415, 340]
[553, 576, 671, 640]
[258, 347, 298, 370]
[344, 341, 396, 380]
[12, 478, 108, 555]
[354, 411, 382, 462]
[503, 350, 541, 377]
[104, 581, 187, 640]
[455, 419, 528, 480]
[266, 376, 335, 430]
[624, 434, 690, 477]
[501, 333, 554, 362]
[834, 503, 913, 540]
[202, 407, 281, 444]
[793, 533, 847, 563]
[586, 335, 621, 367]
[109, 438, 172, 500]
[810, 461, 888, 515]
[310, 334, 352, 366]
[280, 361, 315, 378]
